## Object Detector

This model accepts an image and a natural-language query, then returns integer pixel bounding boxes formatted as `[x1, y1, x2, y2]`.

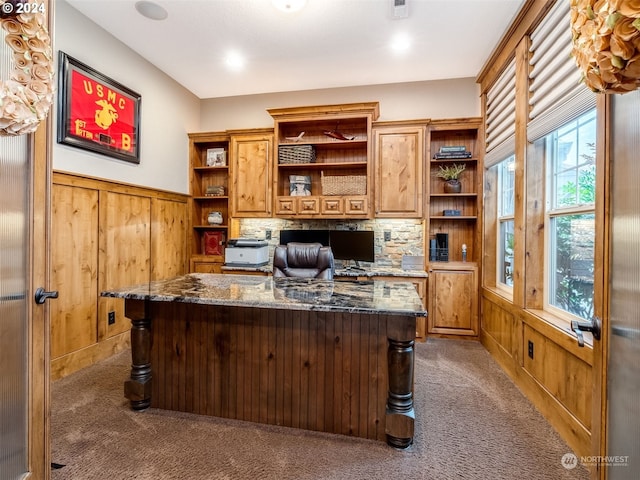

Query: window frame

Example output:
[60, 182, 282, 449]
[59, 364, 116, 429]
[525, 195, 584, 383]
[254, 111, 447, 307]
[496, 155, 515, 293]
[542, 109, 597, 324]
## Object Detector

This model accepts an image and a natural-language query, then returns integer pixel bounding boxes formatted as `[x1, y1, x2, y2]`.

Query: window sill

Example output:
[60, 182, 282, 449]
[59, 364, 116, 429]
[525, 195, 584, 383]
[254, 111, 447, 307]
[523, 308, 594, 363]
[482, 285, 513, 304]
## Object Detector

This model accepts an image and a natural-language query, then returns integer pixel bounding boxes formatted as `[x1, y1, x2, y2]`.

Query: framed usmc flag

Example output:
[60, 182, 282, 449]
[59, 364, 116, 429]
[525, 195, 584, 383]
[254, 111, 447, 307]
[57, 51, 141, 164]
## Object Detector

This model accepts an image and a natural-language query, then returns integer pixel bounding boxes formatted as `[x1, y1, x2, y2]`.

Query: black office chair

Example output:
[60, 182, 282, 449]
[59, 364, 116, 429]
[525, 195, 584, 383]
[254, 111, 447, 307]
[272, 242, 334, 279]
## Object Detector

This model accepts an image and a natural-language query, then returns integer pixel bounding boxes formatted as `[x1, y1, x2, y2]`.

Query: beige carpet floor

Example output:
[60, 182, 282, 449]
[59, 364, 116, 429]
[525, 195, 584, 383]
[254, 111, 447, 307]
[51, 338, 590, 479]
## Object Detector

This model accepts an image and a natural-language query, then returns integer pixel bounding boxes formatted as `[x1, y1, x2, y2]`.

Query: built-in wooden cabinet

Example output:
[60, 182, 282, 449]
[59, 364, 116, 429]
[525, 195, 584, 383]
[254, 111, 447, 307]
[427, 262, 478, 336]
[426, 118, 482, 264]
[373, 123, 424, 218]
[188, 132, 230, 272]
[268, 103, 379, 219]
[230, 129, 273, 218]
[425, 118, 482, 337]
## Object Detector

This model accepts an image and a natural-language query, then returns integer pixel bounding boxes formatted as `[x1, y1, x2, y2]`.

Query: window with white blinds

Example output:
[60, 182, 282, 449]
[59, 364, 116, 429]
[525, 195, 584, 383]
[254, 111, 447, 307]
[485, 59, 516, 167]
[527, 0, 596, 142]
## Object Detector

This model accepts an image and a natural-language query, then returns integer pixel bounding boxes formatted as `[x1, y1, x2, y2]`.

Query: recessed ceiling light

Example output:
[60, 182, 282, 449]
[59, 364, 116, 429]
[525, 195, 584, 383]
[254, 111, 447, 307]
[135, 1, 168, 21]
[390, 33, 411, 53]
[225, 51, 246, 72]
[272, 0, 307, 13]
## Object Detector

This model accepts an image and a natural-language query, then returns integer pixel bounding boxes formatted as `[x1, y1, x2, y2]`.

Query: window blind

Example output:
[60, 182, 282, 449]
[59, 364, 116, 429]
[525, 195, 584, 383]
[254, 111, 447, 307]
[527, 0, 596, 142]
[485, 58, 516, 167]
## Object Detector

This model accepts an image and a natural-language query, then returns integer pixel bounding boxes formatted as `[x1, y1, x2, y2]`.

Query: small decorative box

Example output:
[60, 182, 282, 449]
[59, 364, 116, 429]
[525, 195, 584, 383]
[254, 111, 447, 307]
[205, 185, 225, 196]
[443, 209, 461, 216]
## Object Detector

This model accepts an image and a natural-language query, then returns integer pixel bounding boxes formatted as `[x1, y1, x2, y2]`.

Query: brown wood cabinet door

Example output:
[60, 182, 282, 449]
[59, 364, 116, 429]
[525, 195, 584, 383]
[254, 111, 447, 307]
[428, 264, 478, 336]
[231, 133, 273, 217]
[374, 125, 424, 217]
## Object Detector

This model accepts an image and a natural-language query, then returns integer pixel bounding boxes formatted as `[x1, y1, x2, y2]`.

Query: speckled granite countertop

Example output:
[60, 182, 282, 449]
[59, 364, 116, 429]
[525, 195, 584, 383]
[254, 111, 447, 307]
[334, 266, 428, 278]
[101, 273, 426, 316]
[221, 265, 428, 278]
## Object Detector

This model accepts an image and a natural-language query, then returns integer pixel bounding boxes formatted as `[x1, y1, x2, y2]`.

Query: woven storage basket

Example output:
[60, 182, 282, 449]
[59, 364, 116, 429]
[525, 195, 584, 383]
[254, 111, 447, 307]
[321, 172, 367, 195]
[278, 145, 315, 164]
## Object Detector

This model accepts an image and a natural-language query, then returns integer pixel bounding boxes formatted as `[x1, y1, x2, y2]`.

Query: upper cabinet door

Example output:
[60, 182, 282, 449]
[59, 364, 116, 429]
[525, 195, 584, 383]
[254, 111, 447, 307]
[374, 125, 424, 218]
[231, 132, 273, 217]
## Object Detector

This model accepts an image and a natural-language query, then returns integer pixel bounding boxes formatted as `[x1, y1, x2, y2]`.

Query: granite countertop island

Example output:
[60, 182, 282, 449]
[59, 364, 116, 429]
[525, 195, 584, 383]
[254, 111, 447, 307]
[105, 273, 423, 449]
[102, 272, 426, 317]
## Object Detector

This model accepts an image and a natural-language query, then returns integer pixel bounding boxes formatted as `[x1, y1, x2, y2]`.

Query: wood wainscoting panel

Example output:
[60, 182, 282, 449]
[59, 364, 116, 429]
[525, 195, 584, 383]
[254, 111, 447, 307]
[523, 324, 593, 430]
[100, 192, 151, 340]
[481, 296, 516, 357]
[51, 184, 99, 359]
[480, 290, 593, 456]
[151, 197, 188, 280]
[51, 172, 189, 379]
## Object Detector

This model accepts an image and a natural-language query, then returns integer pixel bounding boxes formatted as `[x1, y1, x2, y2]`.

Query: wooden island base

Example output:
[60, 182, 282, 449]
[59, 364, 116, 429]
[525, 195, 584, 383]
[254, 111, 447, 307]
[123, 299, 417, 448]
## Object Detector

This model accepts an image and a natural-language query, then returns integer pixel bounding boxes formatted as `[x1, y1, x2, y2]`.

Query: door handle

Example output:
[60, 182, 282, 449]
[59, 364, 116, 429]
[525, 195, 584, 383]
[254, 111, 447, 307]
[35, 287, 59, 304]
[571, 316, 601, 347]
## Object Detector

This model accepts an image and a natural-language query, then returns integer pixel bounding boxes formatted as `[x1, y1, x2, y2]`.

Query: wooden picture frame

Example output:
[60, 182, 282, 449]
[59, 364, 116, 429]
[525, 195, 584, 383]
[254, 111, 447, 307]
[206, 148, 226, 166]
[57, 51, 141, 164]
[289, 174, 311, 196]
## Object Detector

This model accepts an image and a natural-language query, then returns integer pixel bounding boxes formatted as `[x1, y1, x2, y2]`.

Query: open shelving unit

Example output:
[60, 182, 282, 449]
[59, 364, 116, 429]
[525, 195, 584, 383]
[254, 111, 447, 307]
[268, 103, 379, 218]
[425, 118, 483, 337]
[188, 132, 230, 272]
[427, 119, 482, 264]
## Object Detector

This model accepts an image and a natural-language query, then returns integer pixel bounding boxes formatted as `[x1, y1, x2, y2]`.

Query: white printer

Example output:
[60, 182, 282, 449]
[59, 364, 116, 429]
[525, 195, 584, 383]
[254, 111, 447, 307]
[224, 238, 269, 267]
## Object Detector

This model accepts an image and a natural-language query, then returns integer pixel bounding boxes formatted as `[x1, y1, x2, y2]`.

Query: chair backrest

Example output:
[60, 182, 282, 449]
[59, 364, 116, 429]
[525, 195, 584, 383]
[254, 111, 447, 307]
[272, 242, 334, 279]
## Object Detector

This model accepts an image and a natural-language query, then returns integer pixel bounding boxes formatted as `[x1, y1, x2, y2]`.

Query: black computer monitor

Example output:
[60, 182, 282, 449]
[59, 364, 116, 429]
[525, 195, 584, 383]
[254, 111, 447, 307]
[279, 229, 330, 246]
[329, 230, 375, 267]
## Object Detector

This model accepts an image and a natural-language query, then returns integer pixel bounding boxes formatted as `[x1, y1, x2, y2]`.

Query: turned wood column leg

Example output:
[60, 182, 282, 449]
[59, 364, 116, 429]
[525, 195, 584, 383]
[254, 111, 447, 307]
[124, 300, 152, 411]
[385, 338, 415, 449]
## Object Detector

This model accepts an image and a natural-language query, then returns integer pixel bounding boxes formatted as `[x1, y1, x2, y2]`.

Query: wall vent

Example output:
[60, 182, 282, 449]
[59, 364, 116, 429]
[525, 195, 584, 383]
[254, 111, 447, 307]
[391, 0, 408, 19]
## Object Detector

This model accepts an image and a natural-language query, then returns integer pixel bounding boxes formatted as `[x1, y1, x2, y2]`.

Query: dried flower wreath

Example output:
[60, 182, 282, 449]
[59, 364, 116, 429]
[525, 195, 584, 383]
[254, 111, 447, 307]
[0, 5, 54, 136]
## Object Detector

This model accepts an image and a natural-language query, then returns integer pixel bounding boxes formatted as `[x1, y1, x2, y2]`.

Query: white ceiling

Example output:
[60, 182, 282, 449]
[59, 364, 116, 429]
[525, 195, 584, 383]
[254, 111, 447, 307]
[64, 0, 524, 100]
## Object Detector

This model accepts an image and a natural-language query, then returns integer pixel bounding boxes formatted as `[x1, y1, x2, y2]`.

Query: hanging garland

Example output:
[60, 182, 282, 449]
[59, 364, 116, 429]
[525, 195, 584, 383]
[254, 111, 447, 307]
[0, 5, 54, 136]
[571, 0, 640, 94]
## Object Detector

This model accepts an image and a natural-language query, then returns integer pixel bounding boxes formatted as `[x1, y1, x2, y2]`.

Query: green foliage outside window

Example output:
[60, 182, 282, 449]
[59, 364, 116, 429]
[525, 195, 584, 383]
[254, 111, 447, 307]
[552, 143, 595, 320]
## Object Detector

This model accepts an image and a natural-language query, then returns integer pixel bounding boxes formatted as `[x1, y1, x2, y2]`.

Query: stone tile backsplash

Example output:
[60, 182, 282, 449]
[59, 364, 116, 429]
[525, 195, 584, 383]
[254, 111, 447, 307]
[237, 218, 424, 269]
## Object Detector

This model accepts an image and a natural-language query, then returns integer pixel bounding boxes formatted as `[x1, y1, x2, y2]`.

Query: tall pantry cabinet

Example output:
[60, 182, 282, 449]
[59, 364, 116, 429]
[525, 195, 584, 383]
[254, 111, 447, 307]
[425, 118, 482, 337]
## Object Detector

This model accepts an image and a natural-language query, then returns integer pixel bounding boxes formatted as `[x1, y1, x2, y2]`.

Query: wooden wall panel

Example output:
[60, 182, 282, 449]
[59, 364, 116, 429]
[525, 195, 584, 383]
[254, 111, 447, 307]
[100, 192, 151, 340]
[51, 184, 99, 359]
[481, 297, 515, 357]
[523, 324, 593, 430]
[150, 198, 188, 280]
[481, 290, 594, 456]
[51, 172, 188, 379]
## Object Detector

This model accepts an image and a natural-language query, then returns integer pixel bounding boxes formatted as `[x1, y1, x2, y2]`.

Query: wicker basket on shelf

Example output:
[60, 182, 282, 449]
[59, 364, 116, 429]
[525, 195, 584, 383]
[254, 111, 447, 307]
[321, 171, 366, 196]
[278, 145, 316, 164]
